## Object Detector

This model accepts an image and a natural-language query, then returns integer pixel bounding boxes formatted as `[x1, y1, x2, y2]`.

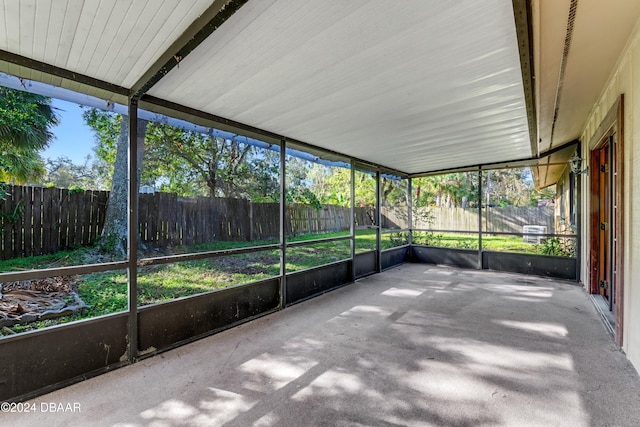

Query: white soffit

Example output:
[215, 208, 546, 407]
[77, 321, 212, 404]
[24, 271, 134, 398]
[0, 0, 215, 88]
[149, 0, 531, 175]
[534, 0, 640, 152]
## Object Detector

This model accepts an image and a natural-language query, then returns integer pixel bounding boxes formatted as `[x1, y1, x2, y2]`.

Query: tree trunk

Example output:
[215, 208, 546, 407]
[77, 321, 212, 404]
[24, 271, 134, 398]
[101, 116, 148, 255]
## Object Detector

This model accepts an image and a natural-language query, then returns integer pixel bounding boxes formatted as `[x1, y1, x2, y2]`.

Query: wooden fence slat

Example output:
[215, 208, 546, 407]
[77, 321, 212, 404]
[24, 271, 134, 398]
[41, 188, 52, 254]
[81, 191, 90, 245]
[91, 190, 103, 245]
[53, 188, 63, 253]
[12, 187, 24, 257]
[1, 186, 13, 259]
[66, 191, 75, 247]
[72, 192, 83, 246]
[148, 193, 155, 243]
[22, 187, 33, 257]
[32, 186, 43, 255]
[58, 189, 69, 249]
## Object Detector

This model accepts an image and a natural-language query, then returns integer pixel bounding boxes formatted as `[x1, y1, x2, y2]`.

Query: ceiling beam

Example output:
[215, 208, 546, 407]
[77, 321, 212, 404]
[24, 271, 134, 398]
[129, 0, 249, 100]
[408, 140, 578, 178]
[0, 49, 129, 97]
[409, 157, 537, 178]
[538, 138, 578, 157]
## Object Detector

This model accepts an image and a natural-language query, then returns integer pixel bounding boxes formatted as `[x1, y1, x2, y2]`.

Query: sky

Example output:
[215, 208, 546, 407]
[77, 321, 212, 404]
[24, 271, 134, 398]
[42, 99, 95, 164]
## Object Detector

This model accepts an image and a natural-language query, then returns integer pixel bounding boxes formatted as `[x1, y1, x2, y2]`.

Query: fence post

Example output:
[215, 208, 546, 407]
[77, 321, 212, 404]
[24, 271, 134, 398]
[249, 201, 254, 241]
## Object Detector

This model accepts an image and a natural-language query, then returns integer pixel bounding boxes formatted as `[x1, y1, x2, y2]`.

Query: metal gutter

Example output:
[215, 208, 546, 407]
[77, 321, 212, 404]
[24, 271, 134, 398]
[512, 0, 538, 157]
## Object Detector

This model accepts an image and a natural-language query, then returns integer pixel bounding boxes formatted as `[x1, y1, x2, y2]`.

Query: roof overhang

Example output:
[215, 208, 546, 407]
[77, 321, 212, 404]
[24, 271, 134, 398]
[531, 141, 577, 189]
[531, 0, 640, 187]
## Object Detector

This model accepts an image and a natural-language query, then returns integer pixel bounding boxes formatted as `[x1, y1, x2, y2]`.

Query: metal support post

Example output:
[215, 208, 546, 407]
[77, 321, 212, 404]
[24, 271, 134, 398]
[408, 178, 413, 248]
[376, 171, 382, 273]
[575, 142, 582, 283]
[350, 161, 356, 282]
[127, 98, 139, 361]
[477, 169, 483, 270]
[279, 140, 287, 307]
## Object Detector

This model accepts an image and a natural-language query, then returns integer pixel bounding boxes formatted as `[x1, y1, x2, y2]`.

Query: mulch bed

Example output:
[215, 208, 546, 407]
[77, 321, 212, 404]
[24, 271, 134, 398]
[0, 277, 88, 329]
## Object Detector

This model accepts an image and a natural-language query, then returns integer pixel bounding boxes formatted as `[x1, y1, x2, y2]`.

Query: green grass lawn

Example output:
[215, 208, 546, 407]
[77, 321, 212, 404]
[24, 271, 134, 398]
[433, 233, 540, 254]
[0, 229, 574, 335]
[411, 231, 575, 256]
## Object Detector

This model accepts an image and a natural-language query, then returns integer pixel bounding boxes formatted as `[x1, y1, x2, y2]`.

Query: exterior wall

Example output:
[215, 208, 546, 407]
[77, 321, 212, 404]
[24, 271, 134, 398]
[579, 17, 640, 370]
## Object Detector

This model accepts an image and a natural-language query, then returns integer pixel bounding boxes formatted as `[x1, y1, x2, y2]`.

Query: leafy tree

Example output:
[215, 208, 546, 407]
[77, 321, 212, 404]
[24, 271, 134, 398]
[306, 164, 350, 206]
[82, 109, 150, 253]
[84, 108, 282, 201]
[531, 185, 556, 206]
[484, 168, 534, 207]
[381, 176, 408, 207]
[144, 125, 256, 198]
[247, 149, 280, 202]
[44, 155, 106, 190]
[82, 108, 122, 186]
[354, 170, 377, 207]
[413, 169, 539, 209]
[0, 87, 59, 188]
[99, 115, 148, 255]
[0, 148, 46, 185]
[413, 173, 479, 208]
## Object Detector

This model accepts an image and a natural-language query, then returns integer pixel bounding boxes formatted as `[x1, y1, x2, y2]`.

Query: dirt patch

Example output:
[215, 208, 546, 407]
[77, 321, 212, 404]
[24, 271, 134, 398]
[0, 277, 88, 329]
[209, 254, 278, 275]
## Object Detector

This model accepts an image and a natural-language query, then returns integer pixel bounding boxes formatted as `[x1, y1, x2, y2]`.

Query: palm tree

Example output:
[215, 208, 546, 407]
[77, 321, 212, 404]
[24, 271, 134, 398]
[0, 148, 45, 184]
[0, 87, 59, 185]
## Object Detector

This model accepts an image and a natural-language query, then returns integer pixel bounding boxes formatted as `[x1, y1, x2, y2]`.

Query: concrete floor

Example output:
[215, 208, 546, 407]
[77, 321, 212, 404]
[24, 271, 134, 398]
[4, 264, 640, 427]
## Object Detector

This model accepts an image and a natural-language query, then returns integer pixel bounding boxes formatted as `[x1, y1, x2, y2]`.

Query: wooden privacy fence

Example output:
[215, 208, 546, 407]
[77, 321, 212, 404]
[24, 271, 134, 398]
[138, 194, 253, 246]
[412, 206, 555, 233]
[139, 199, 369, 246]
[0, 184, 553, 260]
[1, 185, 376, 259]
[287, 204, 352, 236]
[1, 185, 108, 260]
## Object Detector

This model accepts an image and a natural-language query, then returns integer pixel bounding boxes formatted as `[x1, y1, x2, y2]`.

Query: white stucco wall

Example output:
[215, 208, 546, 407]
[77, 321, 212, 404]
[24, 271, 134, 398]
[580, 17, 640, 370]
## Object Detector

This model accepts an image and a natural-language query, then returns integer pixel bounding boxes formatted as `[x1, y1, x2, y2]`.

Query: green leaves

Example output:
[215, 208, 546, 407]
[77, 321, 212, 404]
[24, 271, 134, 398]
[286, 187, 322, 209]
[83, 108, 282, 200]
[0, 87, 59, 151]
[0, 87, 58, 184]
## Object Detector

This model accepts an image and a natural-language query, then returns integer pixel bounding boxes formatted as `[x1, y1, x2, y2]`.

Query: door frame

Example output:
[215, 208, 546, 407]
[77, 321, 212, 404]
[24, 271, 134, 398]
[587, 95, 624, 346]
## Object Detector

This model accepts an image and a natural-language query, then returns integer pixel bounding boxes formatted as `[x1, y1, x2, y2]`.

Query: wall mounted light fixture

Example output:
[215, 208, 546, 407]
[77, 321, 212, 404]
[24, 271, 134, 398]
[568, 151, 588, 175]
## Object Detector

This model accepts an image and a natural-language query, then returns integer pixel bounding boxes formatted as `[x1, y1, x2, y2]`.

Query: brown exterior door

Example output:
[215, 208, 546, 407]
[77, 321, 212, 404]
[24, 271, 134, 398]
[590, 135, 615, 309]
[598, 142, 611, 300]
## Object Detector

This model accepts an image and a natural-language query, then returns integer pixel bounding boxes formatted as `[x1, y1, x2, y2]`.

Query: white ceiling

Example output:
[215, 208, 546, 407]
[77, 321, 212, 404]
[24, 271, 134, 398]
[149, 0, 532, 174]
[0, 0, 213, 88]
[2, 0, 533, 175]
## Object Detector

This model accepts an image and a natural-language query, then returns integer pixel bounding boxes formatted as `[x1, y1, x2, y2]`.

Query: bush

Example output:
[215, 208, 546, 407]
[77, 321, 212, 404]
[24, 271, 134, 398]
[537, 237, 576, 257]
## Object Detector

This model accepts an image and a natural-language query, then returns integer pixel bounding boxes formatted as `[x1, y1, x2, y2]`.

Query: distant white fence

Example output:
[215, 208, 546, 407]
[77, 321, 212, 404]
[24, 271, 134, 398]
[409, 206, 555, 234]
